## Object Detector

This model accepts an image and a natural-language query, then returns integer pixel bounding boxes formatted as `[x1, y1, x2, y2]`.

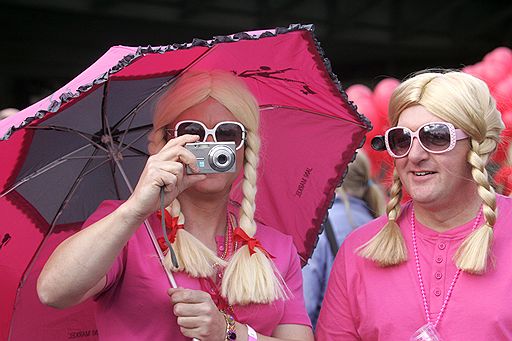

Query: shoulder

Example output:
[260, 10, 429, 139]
[497, 194, 512, 210]
[255, 222, 295, 252]
[254, 222, 300, 272]
[495, 194, 512, 228]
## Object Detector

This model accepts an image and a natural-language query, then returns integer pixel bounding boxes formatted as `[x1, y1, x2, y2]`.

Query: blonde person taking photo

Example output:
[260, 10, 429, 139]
[316, 70, 512, 340]
[38, 70, 314, 341]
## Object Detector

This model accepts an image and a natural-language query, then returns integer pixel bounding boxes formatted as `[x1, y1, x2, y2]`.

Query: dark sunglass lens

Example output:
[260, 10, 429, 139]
[215, 123, 243, 146]
[177, 122, 205, 140]
[420, 123, 451, 151]
[388, 128, 412, 156]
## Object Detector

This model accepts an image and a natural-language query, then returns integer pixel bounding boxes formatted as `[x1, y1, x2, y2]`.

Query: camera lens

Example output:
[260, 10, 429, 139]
[217, 154, 228, 165]
[208, 145, 235, 172]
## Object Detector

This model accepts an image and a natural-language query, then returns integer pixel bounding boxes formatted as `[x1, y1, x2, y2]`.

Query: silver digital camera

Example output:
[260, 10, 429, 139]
[185, 142, 236, 174]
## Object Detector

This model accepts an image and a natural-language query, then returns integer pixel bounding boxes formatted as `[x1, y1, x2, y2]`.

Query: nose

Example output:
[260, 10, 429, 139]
[205, 132, 215, 142]
[407, 136, 429, 161]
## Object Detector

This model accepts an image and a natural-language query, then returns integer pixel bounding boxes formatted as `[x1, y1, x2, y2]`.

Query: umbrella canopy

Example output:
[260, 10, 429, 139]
[0, 23, 370, 340]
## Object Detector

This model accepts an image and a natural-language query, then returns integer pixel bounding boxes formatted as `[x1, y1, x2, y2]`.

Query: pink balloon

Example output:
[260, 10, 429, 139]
[346, 84, 386, 132]
[483, 47, 512, 72]
[351, 96, 379, 127]
[493, 76, 512, 113]
[479, 59, 510, 89]
[373, 78, 400, 117]
[463, 62, 486, 81]
[346, 84, 373, 102]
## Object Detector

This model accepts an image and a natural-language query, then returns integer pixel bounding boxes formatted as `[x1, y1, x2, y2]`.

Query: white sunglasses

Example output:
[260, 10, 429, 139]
[167, 120, 246, 150]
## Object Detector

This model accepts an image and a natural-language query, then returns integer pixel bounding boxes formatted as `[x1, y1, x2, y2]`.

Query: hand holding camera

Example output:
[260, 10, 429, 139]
[125, 134, 207, 220]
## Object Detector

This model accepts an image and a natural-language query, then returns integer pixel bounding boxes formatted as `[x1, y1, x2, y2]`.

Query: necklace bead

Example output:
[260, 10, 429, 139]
[410, 205, 482, 329]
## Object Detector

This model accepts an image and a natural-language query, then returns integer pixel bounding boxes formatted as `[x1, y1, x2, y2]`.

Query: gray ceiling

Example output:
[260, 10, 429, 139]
[1, 0, 512, 109]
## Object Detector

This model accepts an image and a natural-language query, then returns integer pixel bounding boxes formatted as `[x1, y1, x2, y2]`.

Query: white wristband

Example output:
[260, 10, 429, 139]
[247, 324, 258, 341]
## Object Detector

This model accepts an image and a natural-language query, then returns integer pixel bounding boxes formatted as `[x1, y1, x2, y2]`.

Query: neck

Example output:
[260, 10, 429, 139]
[413, 195, 482, 232]
[177, 191, 230, 248]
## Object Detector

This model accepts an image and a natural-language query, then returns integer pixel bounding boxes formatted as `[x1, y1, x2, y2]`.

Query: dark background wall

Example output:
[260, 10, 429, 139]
[1, 0, 511, 110]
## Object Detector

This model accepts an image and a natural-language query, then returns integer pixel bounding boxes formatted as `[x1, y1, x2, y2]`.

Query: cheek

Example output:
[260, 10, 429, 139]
[394, 159, 407, 176]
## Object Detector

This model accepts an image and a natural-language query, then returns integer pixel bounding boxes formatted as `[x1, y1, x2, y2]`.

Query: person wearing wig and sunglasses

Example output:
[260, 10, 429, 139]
[316, 70, 512, 340]
[38, 70, 314, 341]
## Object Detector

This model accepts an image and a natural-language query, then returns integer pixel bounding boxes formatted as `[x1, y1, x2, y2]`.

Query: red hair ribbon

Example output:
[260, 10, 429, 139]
[233, 227, 275, 259]
[156, 210, 184, 252]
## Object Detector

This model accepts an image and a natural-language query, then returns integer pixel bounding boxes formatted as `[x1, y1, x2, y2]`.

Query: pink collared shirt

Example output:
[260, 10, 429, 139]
[316, 195, 512, 340]
[84, 200, 311, 340]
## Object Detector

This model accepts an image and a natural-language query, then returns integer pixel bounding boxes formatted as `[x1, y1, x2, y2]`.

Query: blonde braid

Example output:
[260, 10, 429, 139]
[455, 139, 496, 273]
[357, 169, 408, 266]
[221, 131, 288, 305]
[161, 200, 227, 277]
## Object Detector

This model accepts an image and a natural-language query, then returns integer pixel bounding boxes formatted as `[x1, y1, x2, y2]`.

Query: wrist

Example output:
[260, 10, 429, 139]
[222, 312, 236, 340]
[116, 201, 148, 228]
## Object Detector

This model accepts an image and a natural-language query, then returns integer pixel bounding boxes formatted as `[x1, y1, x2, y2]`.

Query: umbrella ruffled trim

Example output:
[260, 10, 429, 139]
[1, 23, 370, 141]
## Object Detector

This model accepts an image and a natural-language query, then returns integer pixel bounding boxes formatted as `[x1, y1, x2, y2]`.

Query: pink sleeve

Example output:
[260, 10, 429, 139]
[82, 200, 127, 296]
[315, 243, 360, 340]
[279, 238, 312, 327]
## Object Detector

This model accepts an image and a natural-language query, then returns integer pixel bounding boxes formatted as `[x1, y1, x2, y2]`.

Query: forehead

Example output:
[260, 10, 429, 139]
[396, 105, 444, 130]
[173, 97, 238, 126]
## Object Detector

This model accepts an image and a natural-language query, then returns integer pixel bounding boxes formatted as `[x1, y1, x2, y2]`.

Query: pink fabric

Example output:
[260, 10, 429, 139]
[316, 195, 512, 340]
[83, 200, 311, 340]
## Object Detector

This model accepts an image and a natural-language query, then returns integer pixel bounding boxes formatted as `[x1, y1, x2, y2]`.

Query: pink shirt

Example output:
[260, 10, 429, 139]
[316, 195, 512, 340]
[83, 200, 310, 340]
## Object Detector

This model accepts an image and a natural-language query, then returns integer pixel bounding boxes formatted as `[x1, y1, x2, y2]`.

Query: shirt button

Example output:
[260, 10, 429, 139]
[219, 245, 225, 252]
[435, 256, 443, 263]
[438, 243, 446, 250]
[434, 288, 442, 296]
[435, 272, 443, 280]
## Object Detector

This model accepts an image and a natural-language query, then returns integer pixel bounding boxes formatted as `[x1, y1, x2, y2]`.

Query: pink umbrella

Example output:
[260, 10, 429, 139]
[0, 24, 370, 340]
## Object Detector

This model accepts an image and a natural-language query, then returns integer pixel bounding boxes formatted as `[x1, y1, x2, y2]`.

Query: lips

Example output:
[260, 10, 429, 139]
[412, 171, 436, 176]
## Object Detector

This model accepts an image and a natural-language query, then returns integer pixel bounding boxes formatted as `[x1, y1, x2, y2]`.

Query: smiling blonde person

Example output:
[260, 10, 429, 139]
[316, 70, 512, 340]
[38, 70, 313, 341]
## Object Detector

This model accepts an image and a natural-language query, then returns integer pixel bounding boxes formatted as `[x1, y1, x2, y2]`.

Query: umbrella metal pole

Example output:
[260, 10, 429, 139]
[113, 150, 201, 340]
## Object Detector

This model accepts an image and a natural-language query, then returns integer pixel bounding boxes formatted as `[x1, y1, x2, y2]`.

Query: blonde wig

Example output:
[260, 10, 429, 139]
[359, 70, 504, 273]
[148, 70, 287, 304]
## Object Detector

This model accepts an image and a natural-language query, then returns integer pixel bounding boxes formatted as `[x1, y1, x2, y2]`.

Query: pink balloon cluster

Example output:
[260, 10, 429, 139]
[346, 78, 400, 182]
[463, 47, 512, 165]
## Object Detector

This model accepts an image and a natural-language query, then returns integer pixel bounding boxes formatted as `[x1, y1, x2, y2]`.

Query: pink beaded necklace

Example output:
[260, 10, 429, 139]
[410, 206, 482, 338]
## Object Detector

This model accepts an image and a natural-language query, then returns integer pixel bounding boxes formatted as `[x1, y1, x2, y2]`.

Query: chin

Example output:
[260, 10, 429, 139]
[405, 186, 437, 204]
[191, 178, 232, 195]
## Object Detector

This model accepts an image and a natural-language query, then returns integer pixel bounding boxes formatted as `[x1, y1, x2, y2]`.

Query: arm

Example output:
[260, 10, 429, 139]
[37, 201, 142, 308]
[37, 135, 205, 308]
